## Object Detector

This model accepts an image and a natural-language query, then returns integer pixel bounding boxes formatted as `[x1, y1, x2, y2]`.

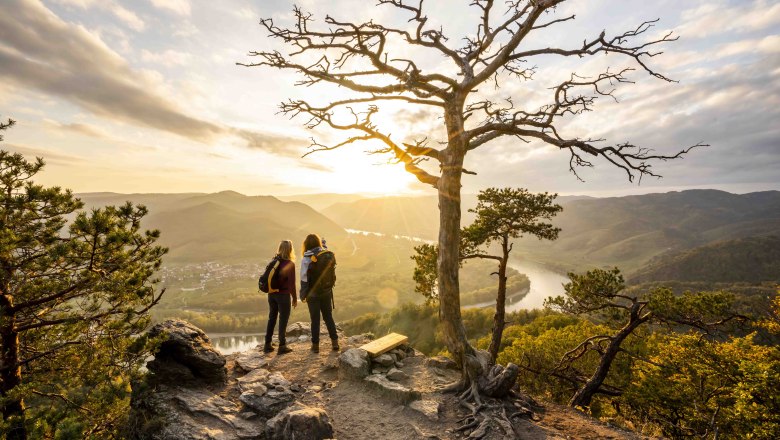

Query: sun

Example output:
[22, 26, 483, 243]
[321, 157, 420, 195]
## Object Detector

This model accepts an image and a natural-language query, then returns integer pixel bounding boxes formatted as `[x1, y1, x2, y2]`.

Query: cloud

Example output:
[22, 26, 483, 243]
[53, 0, 145, 31]
[140, 49, 192, 67]
[719, 35, 780, 58]
[4, 142, 84, 165]
[0, 0, 309, 160]
[232, 128, 306, 157]
[149, 0, 191, 16]
[466, 52, 780, 194]
[0, 0, 223, 141]
[43, 119, 109, 138]
[678, 0, 780, 39]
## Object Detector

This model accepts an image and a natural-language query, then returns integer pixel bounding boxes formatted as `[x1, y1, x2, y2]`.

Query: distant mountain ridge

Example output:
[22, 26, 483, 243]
[515, 189, 780, 271]
[321, 194, 595, 240]
[318, 189, 780, 272]
[323, 195, 450, 240]
[78, 191, 347, 263]
[77, 189, 780, 271]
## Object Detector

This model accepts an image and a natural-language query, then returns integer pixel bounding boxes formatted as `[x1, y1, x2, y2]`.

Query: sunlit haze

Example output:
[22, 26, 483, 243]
[1, 0, 778, 197]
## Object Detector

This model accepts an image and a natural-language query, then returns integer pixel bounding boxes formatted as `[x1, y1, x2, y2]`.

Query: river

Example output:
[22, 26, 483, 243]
[503, 259, 568, 310]
[209, 333, 263, 355]
[345, 228, 568, 310]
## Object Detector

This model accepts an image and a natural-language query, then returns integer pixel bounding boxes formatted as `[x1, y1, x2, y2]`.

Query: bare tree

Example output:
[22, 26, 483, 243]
[242, 0, 703, 403]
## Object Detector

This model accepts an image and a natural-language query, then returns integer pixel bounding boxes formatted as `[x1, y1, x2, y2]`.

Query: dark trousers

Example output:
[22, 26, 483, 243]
[306, 292, 338, 344]
[265, 293, 291, 346]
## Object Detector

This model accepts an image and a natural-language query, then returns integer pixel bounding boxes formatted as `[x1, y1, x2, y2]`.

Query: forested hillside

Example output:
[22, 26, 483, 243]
[514, 189, 780, 271]
[630, 235, 780, 283]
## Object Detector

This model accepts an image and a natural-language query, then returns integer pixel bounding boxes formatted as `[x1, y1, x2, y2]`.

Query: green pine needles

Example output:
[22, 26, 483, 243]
[0, 121, 167, 439]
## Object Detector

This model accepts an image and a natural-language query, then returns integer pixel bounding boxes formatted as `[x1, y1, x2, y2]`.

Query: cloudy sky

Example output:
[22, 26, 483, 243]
[1, 0, 778, 197]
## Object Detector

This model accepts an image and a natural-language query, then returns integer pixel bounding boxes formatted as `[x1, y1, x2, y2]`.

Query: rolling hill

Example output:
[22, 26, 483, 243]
[77, 191, 348, 262]
[321, 194, 591, 240]
[322, 195, 448, 239]
[514, 189, 780, 272]
[629, 235, 780, 283]
[319, 189, 780, 273]
[277, 193, 369, 210]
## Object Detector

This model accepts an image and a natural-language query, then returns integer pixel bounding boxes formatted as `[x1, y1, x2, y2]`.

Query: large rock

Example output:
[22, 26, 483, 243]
[147, 320, 227, 384]
[235, 351, 269, 372]
[374, 353, 395, 367]
[129, 384, 264, 439]
[237, 369, 270, 392]
[266, 403, 334, 440]
[338, 348, 370, 380]
[239, 386, 296, 418]
[364, 374, 420, 404]
[386, 368, 407, 382]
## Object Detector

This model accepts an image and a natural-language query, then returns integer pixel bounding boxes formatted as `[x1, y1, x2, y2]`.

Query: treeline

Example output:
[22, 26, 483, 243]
[461, 274, 529, 305]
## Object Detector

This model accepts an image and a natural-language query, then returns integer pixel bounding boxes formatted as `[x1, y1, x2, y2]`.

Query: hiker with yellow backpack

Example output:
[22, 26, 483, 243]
[300, 234, 339, 353]
[260, 240, 297, 354]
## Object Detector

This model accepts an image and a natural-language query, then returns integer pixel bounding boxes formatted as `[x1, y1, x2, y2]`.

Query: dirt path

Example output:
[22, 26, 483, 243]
[224, 337, 653, 440]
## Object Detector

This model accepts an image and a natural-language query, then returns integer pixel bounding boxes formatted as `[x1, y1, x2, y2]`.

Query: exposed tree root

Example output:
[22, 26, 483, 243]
[442, 350, 539, 439]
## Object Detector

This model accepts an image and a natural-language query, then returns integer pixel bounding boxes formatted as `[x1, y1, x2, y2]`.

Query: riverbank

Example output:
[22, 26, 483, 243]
[464, 287, 530, 309]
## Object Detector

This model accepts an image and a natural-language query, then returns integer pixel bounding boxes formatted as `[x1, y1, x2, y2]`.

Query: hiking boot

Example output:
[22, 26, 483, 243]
[263, 343, 274, 353]
[311, 343, 319, 353]
[331, 339, 340, 351]
[277, 345, 292, 355]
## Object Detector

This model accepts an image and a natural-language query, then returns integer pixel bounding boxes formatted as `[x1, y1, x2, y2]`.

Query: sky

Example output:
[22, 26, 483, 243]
[0, 0, 778, 197]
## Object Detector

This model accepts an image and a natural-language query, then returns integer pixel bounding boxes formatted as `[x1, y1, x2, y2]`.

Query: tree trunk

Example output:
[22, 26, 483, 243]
[0, 293, 26, 440]
[436, 100, 476, 374]
[569, 308, 648, 408]
[488, 236, 509, 365]
[436, 154, 472, 368]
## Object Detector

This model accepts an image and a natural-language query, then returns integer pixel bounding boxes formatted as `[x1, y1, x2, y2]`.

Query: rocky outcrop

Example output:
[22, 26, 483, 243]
[365, 374, 421, 404]
[338, 348, 370, 379]
[238, 370, 297, 418]
[129, 320, 318, 439]
[129, 383, 266, 440]
[266, 403, 334, 440]
[146, 319, 227, 384]
[234, 351, 269, 373]
[129, 320, 643, 440]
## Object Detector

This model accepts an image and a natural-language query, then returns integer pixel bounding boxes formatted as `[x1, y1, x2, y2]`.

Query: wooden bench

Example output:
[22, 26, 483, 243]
[359, 333, 408, 357]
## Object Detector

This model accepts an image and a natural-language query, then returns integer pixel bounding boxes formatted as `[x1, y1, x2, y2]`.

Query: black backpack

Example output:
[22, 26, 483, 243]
[258, 256, 282, 293]
[307, 250, 336, 295]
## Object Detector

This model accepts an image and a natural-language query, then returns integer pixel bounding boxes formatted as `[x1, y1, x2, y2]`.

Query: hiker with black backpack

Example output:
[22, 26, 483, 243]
[260, 240, 297, 354]
[300, 234, 339, 353]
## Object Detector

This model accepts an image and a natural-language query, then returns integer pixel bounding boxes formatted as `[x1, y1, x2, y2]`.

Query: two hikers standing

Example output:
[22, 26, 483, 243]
[261, 233, 339, 354]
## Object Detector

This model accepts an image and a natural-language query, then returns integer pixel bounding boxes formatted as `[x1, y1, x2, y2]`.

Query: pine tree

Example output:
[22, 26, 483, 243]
[0, 120, 167, 439]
